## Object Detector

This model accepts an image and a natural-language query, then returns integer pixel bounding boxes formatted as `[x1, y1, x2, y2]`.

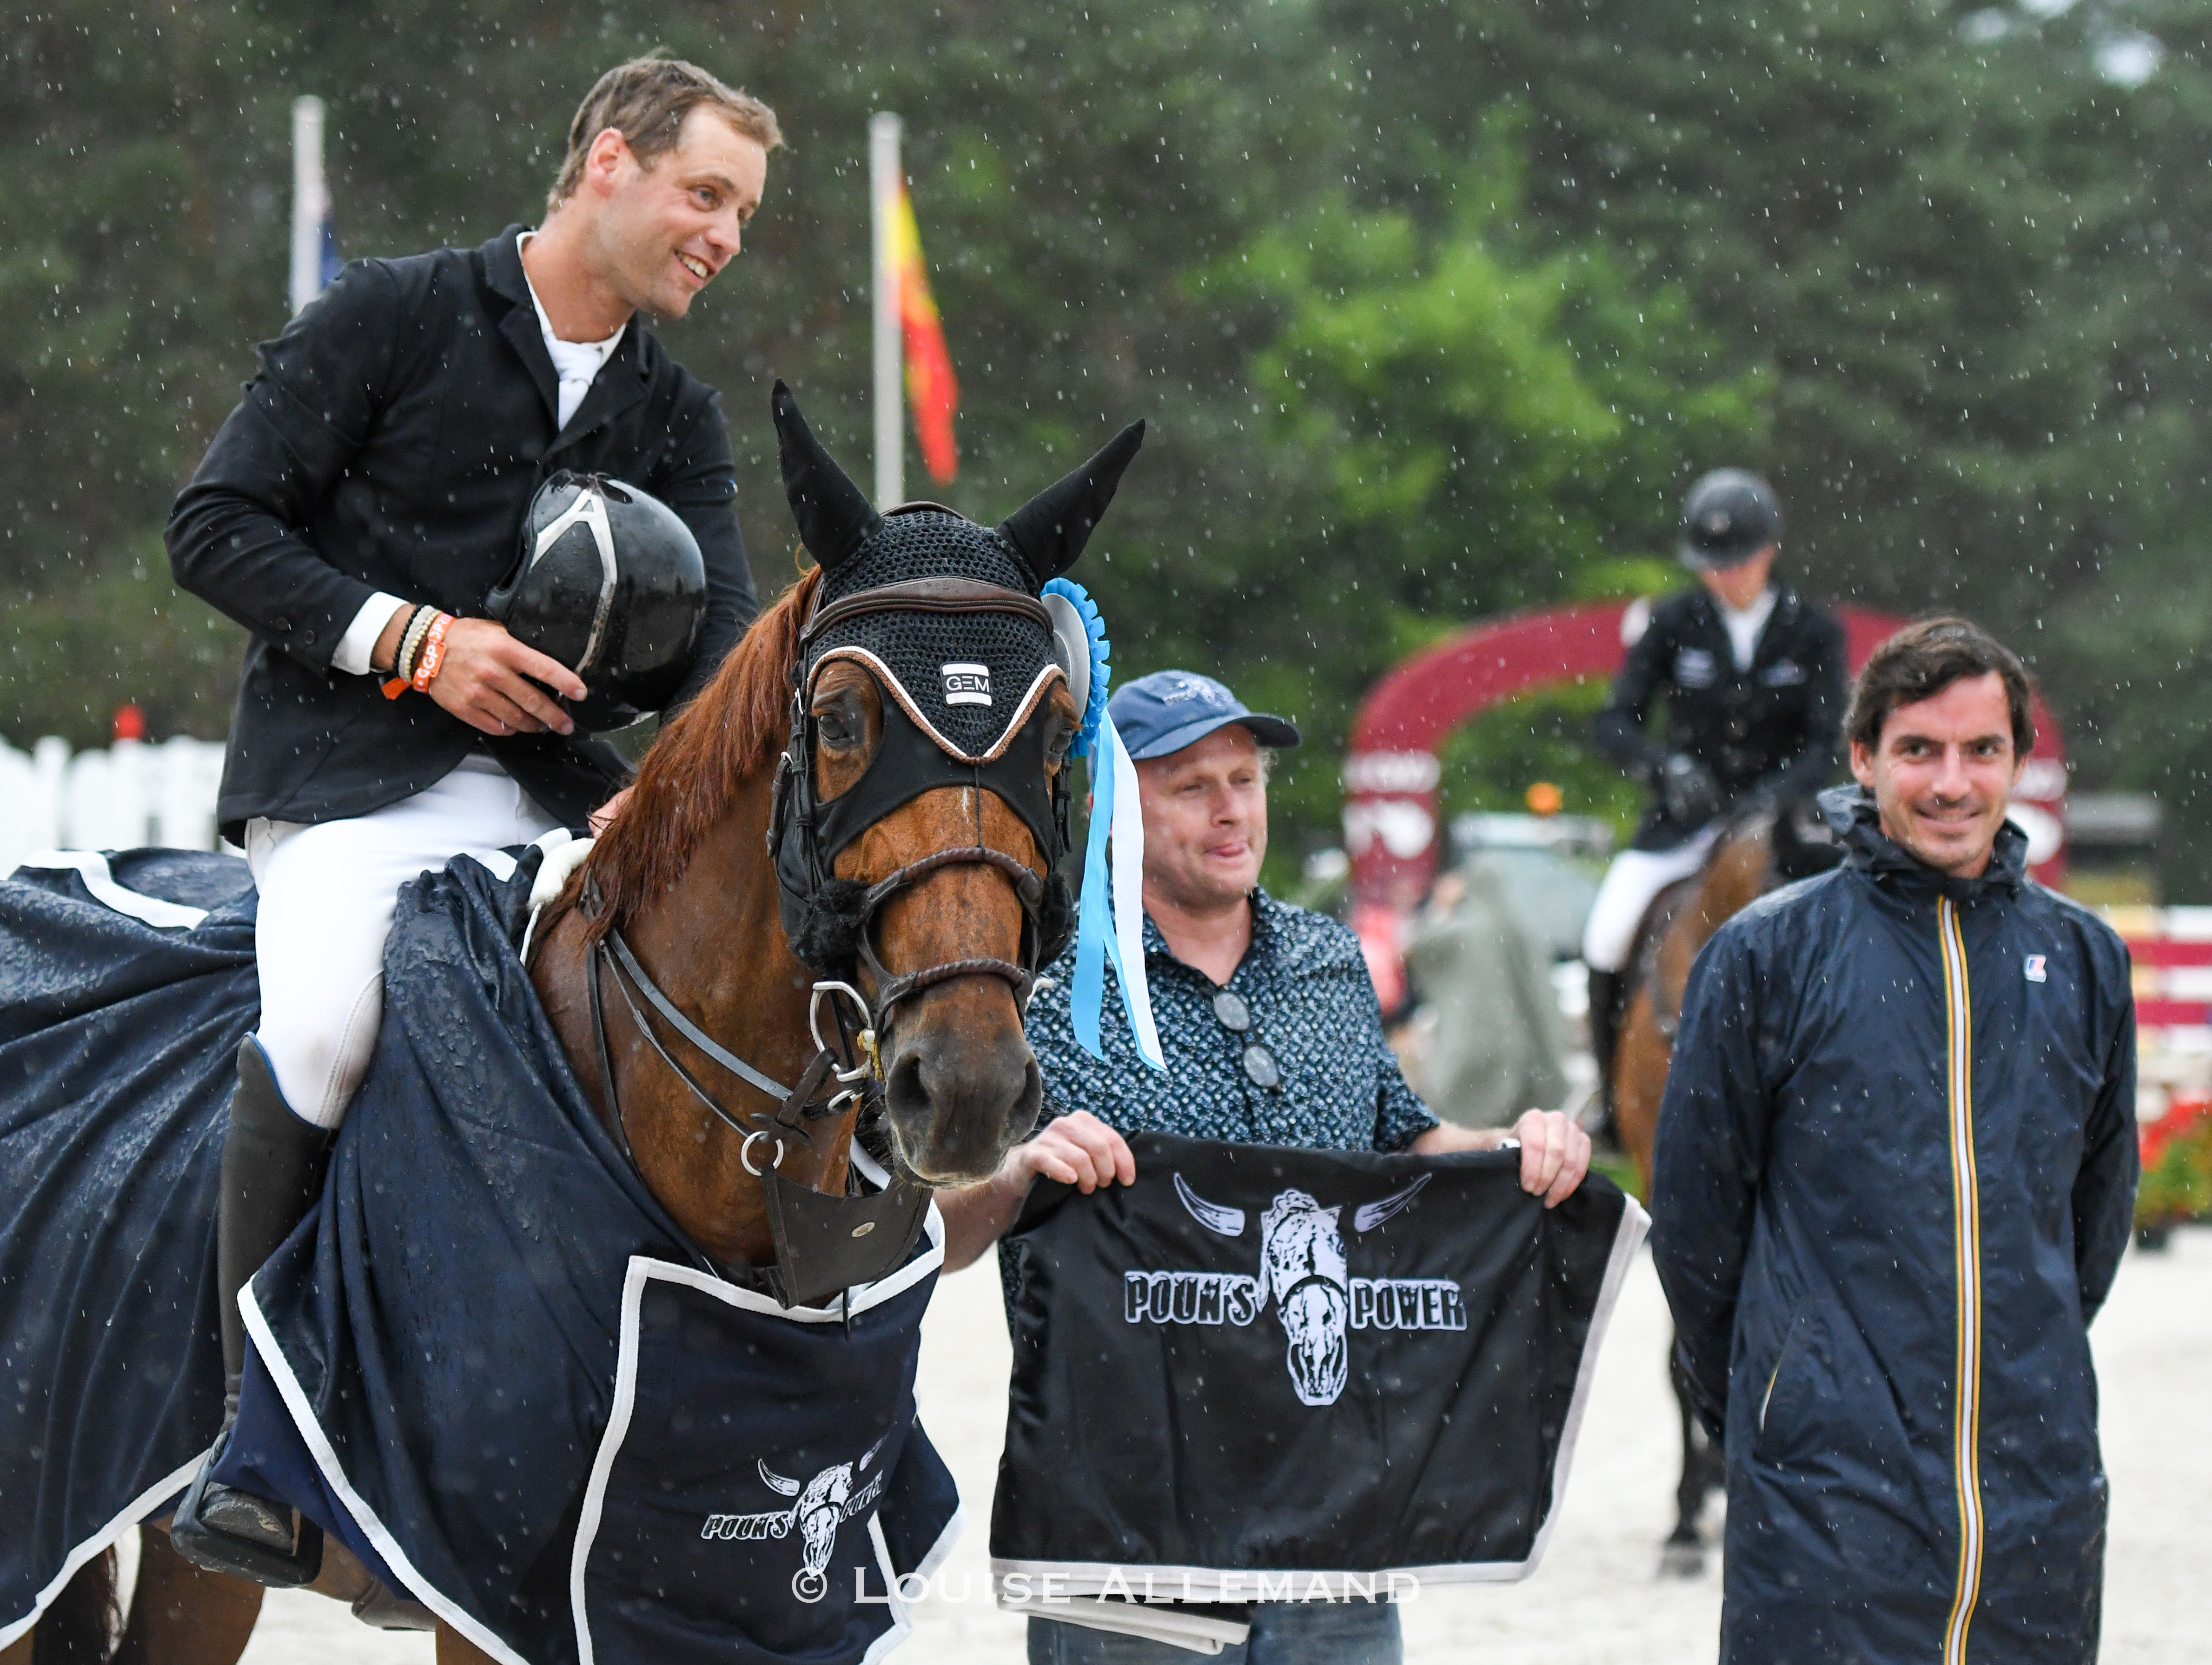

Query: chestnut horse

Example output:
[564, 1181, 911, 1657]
[10, 524, 1087, 1662]
[1610, 820, 1769, 1578]
[1612, 806, 1842, 1577]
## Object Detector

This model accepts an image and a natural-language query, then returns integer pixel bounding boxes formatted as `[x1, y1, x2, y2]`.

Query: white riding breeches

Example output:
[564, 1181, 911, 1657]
[1580, 826, 1723, 974]
[246, 756, 560, 1128]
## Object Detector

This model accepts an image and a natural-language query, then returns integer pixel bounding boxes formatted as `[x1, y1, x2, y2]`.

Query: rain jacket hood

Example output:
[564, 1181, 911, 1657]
[1652, 784, 2137, 1664]
[1823, 780, 2030, 898]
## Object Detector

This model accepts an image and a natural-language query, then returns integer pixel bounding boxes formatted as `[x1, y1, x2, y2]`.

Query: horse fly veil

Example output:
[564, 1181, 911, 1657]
[765, 381, 1144, 1015]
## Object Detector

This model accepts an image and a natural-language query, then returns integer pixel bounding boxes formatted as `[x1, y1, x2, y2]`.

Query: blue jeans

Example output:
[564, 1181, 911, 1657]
[1028, 1602, 1403, 1665]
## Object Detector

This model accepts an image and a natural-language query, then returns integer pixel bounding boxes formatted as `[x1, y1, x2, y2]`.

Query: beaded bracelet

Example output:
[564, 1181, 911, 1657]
[381, 604, 437, 700]
[411, 612, 454, 693]
[396, 605, 437, 681]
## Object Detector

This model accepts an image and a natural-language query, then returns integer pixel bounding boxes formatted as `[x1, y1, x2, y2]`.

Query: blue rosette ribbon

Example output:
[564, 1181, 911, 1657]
[1042, 578, 1164, 1072]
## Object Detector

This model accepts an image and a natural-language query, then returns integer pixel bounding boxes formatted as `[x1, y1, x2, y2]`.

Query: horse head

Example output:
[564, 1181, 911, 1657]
[535, 390, 1143, 1260]
[770, 385, 1144, 1183]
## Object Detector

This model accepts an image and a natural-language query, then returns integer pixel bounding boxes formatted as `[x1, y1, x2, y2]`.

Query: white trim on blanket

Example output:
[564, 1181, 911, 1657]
[0, 1450, 209, 1650]
[570, 1245, 957, 1665]
[238, 1289, 532, 1665]
[462, 825, 575, 887]
[995, 1590, 1242, 1655]
[987, 1195, 1652, 1606]
[11, 850, 209, 930]
[610, 1204, 946, 1326]
[1524, 1194, 1649, 1571]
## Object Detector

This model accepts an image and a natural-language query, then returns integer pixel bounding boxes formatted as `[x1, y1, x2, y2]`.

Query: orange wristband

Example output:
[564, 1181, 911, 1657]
[411, 613, 453, 692]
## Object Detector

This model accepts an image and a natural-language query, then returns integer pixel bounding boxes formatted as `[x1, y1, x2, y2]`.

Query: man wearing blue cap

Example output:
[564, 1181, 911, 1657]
[941, 669, 1590, 1665]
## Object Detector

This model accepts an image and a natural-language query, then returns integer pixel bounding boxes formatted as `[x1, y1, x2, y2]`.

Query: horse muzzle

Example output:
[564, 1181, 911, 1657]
[878, 978, 1043, 1184]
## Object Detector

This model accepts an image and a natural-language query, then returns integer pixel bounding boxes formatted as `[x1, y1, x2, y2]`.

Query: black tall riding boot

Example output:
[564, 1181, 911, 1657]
[1584, 969, 1626, 1148]
[169, 1039, 332, 1586]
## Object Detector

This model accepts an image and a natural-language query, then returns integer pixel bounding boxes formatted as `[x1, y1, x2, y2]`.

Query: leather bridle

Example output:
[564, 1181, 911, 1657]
[568, 573, 1071, 1287]
[768, 574, 1075, 1022]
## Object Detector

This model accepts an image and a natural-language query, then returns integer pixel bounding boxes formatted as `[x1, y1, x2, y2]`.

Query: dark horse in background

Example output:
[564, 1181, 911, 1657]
[1609, 801, 1841, 1578]
[5, 389, 1136, 1665]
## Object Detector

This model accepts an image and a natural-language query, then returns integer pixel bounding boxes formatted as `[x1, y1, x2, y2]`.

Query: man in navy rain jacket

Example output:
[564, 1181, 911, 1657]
[1652, 617, 2137, 1665]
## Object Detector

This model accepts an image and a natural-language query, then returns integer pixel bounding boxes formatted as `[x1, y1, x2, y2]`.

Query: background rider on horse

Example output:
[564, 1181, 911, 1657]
[158, 56, 777, 1583]
[1583, 468, 1848, 1130]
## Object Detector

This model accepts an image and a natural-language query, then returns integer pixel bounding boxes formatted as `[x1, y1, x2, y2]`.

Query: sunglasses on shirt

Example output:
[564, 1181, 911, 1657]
[1212, 989, 1280, 1090]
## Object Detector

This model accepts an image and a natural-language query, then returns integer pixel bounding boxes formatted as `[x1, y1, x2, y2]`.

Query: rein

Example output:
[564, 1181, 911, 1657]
[583, 876, 880, 1188]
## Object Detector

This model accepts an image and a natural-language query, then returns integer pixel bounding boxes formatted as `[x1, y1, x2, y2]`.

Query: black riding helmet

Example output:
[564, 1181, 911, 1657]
[485, 472, 708, 730]
[1678, 469, 1782, 571]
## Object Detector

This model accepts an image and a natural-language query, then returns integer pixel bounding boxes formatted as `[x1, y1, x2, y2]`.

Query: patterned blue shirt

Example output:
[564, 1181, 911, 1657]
[1025, 889, 1438, 1154]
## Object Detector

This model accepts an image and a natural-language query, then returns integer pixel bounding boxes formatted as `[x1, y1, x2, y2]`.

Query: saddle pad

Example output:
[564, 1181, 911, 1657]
[989, 1133, 1646, 1624]
[0, 849, 259, 1648]
[213, 851, 958, 1665]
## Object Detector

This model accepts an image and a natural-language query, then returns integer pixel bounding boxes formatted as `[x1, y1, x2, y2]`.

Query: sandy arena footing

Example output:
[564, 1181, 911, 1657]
[127, 1223, 2204, 1663]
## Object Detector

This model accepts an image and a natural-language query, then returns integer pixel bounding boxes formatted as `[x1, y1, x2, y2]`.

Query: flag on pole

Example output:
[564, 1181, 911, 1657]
[290, 96, 341, 316]
[884, 179, 960, 484]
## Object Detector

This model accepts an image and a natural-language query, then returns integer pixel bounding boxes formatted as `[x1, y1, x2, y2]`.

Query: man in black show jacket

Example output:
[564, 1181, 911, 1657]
[1651, 618, 2136, 1663]
[162, 58, 776, 1582]
[1582, 468, 1847, 1109]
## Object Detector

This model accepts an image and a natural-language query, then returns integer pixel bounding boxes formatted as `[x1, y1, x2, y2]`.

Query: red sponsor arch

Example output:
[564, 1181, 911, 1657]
[1341, 600, 2068, 993]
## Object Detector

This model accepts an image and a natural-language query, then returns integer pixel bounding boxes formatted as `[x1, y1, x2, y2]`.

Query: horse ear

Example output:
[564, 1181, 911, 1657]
[998, 419, 1146, 586]
[773, 380, 881, 572]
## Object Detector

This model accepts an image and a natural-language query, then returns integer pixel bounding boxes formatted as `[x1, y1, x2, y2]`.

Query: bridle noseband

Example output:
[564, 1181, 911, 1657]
[846, 843, 1051, 1013]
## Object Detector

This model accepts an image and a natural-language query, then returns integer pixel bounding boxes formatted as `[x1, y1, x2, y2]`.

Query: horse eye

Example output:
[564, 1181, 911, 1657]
[815, 710, 856, 746]
[1045, 726, 1073, 765]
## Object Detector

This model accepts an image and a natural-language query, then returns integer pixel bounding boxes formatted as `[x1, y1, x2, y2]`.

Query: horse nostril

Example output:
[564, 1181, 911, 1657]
[886, 1051, 930, 1128]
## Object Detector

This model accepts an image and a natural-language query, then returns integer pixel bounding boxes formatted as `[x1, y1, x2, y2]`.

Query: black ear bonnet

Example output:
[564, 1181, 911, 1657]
[764, 383, 1141, 993]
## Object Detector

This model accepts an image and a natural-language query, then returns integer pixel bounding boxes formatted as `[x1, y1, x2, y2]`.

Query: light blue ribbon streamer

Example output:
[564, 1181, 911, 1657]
[1069, 710, 1165, 1070]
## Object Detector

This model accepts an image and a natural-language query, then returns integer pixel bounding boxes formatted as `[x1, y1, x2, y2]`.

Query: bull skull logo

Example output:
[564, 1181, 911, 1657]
[701, 1427, 892, 1602]
[1159, 1172, 1441, 1407]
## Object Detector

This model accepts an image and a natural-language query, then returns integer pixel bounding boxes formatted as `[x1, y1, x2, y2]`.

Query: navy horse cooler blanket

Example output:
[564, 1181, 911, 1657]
[0, 845, 958, 1664]
[0, 851, 258, 1651]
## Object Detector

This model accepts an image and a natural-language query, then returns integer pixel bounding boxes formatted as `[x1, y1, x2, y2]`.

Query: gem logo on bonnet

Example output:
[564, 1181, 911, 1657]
[941, 662, 993, 706]
[1122, 1173, 1467, 1407]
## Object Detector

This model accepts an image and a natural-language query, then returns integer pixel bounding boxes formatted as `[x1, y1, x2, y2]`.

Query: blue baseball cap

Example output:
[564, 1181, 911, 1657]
[1108, 670, 1301, 761]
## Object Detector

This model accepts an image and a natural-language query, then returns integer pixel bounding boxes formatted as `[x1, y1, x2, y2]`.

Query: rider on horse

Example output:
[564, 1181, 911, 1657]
[158, 58, 777, 1583]
[1583, 468, 1847, 1120]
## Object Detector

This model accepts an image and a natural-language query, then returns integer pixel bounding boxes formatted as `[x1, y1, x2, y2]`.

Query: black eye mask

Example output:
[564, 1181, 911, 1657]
[806, 669, 1069, 879]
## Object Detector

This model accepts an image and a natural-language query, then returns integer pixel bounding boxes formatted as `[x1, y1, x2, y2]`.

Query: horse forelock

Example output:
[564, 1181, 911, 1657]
[559, 565, 825, 943]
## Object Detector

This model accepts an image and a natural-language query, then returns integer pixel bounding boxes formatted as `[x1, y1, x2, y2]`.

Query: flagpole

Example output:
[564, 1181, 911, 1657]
[869, 111, 905, 508]
[290, 96, 328, 317]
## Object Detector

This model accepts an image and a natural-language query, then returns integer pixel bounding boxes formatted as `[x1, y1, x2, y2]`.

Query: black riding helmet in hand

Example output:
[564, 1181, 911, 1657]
[487, 472, 709, 731]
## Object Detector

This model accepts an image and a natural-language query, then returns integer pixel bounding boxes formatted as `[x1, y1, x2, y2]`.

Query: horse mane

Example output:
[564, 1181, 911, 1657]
[563, 565, 822, 940]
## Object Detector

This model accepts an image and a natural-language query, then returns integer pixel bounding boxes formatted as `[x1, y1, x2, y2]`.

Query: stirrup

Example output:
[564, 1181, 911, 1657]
[168, 1427, 323, 1587]
[352, 1575, 437, 1631]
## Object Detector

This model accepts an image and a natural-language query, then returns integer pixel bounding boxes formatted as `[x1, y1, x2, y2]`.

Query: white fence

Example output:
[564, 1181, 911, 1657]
[0, 736, 228, 871]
